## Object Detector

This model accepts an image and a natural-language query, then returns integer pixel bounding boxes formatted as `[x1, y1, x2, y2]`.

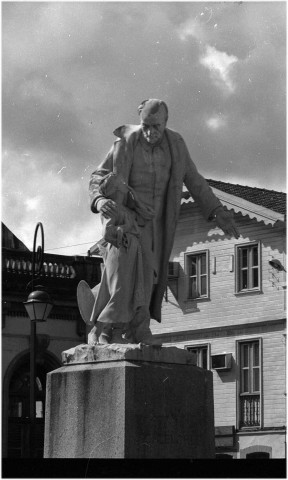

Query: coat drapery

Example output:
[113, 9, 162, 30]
[89, 124, 222, 323]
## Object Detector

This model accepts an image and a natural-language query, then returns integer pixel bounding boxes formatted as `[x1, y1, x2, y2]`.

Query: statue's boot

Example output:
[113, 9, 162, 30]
[88, 323, 112, 345]
[77, 280, 98, 325]
[111, 324, 130, 344]
[87, 325, 97, 345]
[98, 324, 113, 344]
[122, 324, 136, 343]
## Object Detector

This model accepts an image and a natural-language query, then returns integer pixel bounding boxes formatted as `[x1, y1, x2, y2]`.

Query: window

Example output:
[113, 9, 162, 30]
[238, 340, 262, 429]
[236, 243, 261, 293]
[185, 251, 209, 299]
[186, 345, 210, 369]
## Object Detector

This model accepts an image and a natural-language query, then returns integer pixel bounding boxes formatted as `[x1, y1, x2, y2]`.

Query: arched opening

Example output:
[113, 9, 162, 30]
[3, 350, 60, 458]
[240, 445, 272, 459]
[246, 451, 270, 459]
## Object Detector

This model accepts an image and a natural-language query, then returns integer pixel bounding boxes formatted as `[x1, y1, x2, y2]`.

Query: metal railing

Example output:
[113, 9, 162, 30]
[240, 394, 260, 427]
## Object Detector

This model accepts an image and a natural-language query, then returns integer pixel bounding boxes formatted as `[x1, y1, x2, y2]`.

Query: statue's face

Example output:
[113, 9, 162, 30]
[140, 106, 167, 145]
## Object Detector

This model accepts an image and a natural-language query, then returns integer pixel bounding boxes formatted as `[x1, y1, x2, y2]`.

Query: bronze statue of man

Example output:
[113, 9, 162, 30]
[79, 98, 239, 345]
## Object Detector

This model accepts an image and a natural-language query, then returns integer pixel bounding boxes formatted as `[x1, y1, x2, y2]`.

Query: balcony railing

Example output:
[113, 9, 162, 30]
[3, 258, 76, 279]
[240, 394, 260, 428]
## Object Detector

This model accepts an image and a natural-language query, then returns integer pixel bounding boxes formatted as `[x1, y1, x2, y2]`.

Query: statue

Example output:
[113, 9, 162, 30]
[77, 99, 239, 345]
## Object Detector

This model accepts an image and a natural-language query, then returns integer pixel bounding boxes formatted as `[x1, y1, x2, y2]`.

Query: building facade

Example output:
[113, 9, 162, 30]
[2, 224, 102, 458]
[151, 180, 286, 459]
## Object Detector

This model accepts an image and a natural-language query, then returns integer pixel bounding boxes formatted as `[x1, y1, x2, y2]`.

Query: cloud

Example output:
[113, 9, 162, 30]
[177, 5, 214, 43]
[178, 18, 206, 43]
[2, 148, 102, 254]
[19, 76, 64, 107]
[206, 115, 227, 131]
[200, 45, 238, 93]
[25, 196, 42, 212]
[2, 3, 104, 78]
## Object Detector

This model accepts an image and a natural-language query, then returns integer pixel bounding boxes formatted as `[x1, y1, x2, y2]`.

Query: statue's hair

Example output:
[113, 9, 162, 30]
[137, 99, 169, 120]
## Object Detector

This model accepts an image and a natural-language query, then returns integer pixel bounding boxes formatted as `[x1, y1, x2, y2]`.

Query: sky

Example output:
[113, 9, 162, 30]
[2, 1, 286, 256]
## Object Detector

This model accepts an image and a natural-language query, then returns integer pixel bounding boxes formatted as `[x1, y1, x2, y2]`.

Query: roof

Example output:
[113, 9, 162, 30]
[2, 223, 29, 251]
[182, 179, 286, 215]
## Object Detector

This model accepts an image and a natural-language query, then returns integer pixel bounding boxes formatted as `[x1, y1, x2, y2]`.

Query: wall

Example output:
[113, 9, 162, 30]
[152, 204, 286, 335]
[155, 321, 286, 430]
[238, 432, 286, 458]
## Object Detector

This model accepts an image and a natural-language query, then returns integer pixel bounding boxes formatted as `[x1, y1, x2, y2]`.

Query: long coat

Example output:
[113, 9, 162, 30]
[89, 124, 222, 322]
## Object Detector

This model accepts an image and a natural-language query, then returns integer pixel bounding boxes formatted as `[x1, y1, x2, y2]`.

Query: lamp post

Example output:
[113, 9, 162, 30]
[23, 222, 53, 458]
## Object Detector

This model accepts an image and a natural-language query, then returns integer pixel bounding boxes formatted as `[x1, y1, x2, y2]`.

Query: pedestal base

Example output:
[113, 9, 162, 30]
[44, 344, 215, 458]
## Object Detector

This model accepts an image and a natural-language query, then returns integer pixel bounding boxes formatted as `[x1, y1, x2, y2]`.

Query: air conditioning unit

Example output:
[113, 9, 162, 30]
[211, 353, 232, 371]
[168, 261, 179, 278]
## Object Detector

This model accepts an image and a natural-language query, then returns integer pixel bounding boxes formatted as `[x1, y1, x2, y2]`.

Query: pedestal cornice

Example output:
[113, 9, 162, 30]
[62, 343, 196, 366]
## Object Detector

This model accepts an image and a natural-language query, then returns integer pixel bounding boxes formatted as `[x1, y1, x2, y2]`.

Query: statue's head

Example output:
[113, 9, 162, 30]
[138, 99, 168, 145]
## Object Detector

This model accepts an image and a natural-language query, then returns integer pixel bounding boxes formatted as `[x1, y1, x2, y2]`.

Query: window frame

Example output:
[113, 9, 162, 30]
[184, 250, 210, 300]
[236, 338, 263, 430]
[235, 242, 262, 294]
[185, 343, 211, 370]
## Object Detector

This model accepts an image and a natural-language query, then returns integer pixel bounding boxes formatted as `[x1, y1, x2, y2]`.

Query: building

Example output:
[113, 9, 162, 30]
[151, 180, 286, 458]
[2, 223, 102, 458]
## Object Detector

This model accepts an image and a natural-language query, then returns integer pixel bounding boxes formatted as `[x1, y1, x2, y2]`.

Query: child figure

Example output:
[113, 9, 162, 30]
[98, 172, 138, 249]
[77, 172, 154, 344]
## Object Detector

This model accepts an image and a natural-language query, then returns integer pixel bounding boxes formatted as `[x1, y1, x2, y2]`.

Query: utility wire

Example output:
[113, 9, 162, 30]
[45, 240, 98, 252]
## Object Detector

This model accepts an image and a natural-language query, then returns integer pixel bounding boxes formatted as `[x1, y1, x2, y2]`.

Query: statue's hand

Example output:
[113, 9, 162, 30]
[98, 199, 118, 219]
[214, 207, 240, 238]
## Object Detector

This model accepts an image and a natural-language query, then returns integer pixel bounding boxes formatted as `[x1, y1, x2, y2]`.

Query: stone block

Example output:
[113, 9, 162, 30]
[44, 344, 215, 458]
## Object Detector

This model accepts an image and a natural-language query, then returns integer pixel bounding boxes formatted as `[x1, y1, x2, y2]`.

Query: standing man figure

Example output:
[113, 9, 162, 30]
[83, 99, 239, 344]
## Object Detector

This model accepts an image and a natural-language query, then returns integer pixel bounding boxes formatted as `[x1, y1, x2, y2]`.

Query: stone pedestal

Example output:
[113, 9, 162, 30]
[44, 344, 215, 458]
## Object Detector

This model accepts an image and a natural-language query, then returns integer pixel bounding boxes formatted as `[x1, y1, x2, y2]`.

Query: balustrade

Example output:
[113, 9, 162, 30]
[240, 394, 260, 427]
[3, 256, 75, 279]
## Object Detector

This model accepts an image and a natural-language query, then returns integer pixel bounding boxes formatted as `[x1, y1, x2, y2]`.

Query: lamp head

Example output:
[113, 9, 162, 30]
[24, 287, 53, 322]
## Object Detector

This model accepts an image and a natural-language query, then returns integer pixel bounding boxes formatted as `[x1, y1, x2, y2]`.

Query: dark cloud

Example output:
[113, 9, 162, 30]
[2, 88, 93, 178]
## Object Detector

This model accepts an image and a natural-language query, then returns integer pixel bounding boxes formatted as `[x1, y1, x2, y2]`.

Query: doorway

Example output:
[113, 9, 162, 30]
[3, 351, 60, 458]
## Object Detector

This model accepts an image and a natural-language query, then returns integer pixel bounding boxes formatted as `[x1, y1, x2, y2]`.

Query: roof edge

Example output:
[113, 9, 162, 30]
[181, 187, 285, 227]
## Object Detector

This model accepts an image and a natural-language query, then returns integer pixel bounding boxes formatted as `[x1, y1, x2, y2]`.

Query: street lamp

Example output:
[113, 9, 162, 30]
[23, 222, 53, 458]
